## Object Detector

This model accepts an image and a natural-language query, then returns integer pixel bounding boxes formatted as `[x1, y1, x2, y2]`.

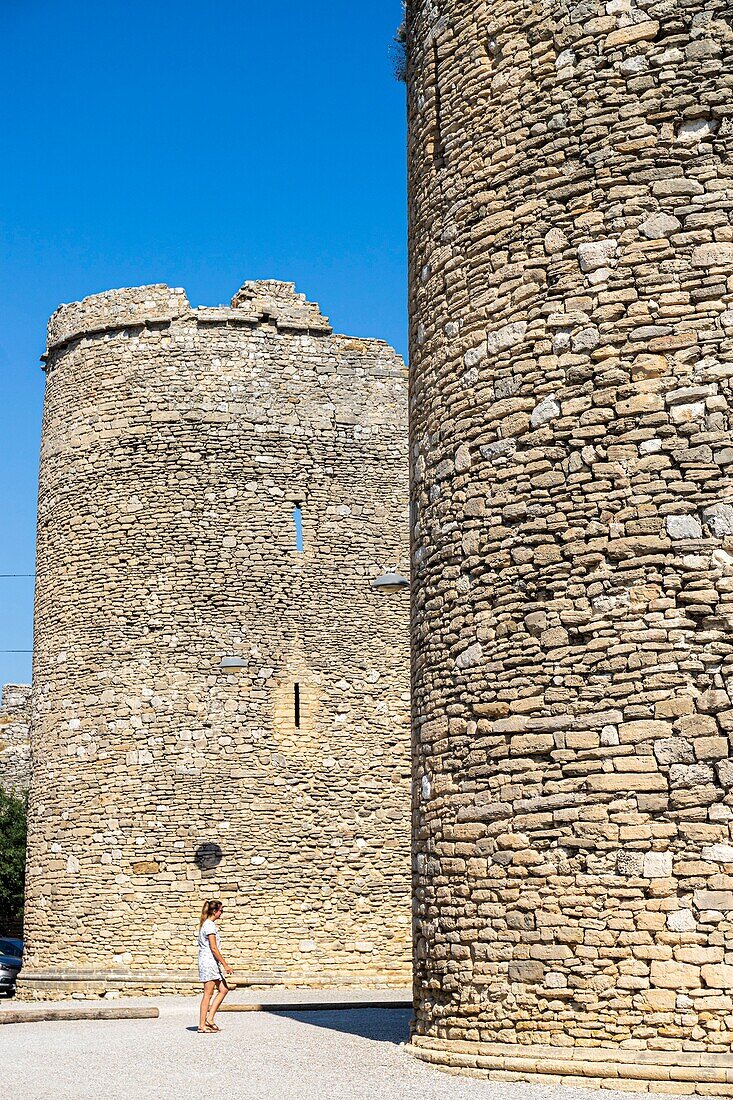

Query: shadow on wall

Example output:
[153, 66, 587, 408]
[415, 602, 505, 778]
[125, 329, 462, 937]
[194, 843, 223, 872]
[269, 1007, 412, 1044]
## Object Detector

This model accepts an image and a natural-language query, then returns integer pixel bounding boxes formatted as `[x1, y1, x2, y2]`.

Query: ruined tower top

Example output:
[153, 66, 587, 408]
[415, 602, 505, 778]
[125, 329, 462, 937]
[229, 280, 332, 333]
[43, 278, 347, 364]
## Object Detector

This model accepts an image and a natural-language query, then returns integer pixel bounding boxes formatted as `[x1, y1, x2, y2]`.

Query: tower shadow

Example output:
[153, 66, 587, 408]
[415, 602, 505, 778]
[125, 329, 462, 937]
[268, 1006, 412, 1044]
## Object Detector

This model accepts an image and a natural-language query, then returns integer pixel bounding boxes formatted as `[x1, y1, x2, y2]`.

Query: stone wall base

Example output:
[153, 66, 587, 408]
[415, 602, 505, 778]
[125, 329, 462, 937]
[15, 968, 411, 1001]
[408, 1038, 733, 1096]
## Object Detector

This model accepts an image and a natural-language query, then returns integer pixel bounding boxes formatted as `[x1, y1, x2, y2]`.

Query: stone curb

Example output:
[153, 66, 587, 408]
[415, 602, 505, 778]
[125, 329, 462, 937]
[0, 1006, 159, 1026]
[408, 1040, 733, 1095]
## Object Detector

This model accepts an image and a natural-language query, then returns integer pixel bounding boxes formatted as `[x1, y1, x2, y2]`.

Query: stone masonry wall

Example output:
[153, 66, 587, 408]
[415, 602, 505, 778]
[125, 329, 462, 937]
[0, 684, 31, 794]
[407, 0, 733, 1070]
[22, 280, 411, 997]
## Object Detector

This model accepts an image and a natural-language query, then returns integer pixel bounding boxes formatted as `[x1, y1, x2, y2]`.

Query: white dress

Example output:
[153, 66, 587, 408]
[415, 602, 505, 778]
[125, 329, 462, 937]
[197, 919, 222, 982]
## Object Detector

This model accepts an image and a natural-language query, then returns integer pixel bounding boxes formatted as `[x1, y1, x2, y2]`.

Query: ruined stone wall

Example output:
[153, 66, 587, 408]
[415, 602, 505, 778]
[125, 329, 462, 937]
[22, 280, 411, 998]
[0, 684, 31, 794]
[407, 0, 733, 1079]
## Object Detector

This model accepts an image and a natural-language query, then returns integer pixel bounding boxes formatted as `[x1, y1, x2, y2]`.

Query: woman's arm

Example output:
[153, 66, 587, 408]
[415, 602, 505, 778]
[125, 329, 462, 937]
[207, 933, 232, 973]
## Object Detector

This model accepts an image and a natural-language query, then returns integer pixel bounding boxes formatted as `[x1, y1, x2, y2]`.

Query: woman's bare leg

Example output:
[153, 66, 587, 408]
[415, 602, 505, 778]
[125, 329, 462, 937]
[199, 981, 215, 1030]
[207, 979, 229, 1024]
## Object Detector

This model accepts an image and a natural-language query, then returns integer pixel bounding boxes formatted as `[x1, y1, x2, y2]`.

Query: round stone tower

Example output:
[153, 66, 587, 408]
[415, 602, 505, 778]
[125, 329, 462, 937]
[22, 280, 411, 998]
[407, 0, 733, 1087]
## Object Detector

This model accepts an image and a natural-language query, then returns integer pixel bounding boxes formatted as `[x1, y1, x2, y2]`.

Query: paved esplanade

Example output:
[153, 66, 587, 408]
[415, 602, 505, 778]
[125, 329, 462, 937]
[0, 1004, 691, 1100]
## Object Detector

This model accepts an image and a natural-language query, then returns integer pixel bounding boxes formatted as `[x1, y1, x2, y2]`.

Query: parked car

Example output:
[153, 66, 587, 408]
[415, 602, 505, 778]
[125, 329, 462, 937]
[0, 938, 23, 996]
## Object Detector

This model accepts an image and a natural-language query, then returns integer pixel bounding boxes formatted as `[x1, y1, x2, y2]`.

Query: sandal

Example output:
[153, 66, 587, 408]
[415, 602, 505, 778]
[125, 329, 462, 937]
[197, 1027, 212, 1034]
[206, 1020, 221, 1031]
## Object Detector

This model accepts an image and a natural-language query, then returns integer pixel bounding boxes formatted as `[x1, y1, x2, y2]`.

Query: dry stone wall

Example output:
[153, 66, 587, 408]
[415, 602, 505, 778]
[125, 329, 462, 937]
[407, 0, 733, 1080]
[0, 684, 31, 794]
[22, 280, 411, 998]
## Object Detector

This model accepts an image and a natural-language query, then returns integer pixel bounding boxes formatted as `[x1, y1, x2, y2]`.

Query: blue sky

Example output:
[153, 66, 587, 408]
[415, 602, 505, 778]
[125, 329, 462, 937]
[0, 0, 407, 689]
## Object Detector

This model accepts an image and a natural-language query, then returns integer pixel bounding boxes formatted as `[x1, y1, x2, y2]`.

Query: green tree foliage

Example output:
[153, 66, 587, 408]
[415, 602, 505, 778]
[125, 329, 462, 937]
[391, 2, 407, 82]
[0, 786, 27, 933]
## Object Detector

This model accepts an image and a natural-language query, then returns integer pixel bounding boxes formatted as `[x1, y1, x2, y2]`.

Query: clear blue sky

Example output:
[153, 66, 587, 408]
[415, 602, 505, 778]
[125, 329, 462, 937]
[0, 0, 407, 689]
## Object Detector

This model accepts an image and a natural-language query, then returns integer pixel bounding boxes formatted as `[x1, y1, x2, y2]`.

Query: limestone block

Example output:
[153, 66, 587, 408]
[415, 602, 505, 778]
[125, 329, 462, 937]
[667, 910, 697, 932]
[677, 713, 719, 738]
[632, 354, 669, 379]
[694, 890, 733, 911]
[486, 321, 527, 357]
[656, 698, 695, 719]
[571, 327, 599, 353]
[587, 772, 667, 792]
[508, 961, 545, 982]
[511, 733, 555, 755]
[692, 244, 733, 268]
[654, 738, 695, 765]
[604, 20, 660, 48]
[666, 515, 703, 540]
[540, 626, 569, 648]
[577, 239, 618, 273]
[650, 960, 700, 989]
[617, 851, 644, 876]
[455, 642, 483, 670]
[639, 213, 682, 240]
[620, 55, 649, 77]
[716, 760, 733, 788]
[703, 504, 733, 538]
[619, 720, 670, 743]
[455, 444, 472, 472]
[677, 118, 718, 143]
[637, 988, 676, 1011]
[694, 738, 729, 762]
[531, 396, 560, 428]
[701, 963, 733, 988]
[131, 862, 160, 875]
[698, 689, 730, 715]
[675, 947, 723, 965]
[669, 764, 715, 788]
[618, 392, 664, 416]
[544, 228, 567, 254]
[701, 845, 733, 864]
[644, 852, 673, 879]
[457, 795, 511, 823]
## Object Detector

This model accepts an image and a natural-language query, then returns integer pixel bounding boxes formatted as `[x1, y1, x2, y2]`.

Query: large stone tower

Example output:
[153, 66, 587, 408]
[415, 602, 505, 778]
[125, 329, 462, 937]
[22, 280, 411, 997]
[407, 0, 733, 1088]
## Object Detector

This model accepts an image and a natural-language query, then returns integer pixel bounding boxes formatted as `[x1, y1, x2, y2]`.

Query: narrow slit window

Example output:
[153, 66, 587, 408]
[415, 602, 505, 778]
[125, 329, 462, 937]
[432, 40, 445, 168]
[292, 503, 304, 553]
[294, 682, 301, 728]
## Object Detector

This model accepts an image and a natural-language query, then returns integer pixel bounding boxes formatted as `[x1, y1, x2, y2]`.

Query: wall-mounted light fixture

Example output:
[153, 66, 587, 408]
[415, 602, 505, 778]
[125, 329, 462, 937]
[370, 572, 410, 594]
[219, 656, 247, 673]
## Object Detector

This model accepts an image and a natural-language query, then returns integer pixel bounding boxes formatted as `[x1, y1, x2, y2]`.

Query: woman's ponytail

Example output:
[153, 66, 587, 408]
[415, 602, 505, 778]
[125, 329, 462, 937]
[199, 899, 222, 927]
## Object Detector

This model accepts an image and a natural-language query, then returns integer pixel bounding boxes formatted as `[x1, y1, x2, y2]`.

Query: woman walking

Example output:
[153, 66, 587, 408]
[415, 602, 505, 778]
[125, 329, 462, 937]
[197, 899, 233, 1033]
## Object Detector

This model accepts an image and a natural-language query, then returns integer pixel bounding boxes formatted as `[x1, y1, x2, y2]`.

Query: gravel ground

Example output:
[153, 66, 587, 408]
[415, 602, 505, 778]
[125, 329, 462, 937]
[1, 1003, 692, 1100]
